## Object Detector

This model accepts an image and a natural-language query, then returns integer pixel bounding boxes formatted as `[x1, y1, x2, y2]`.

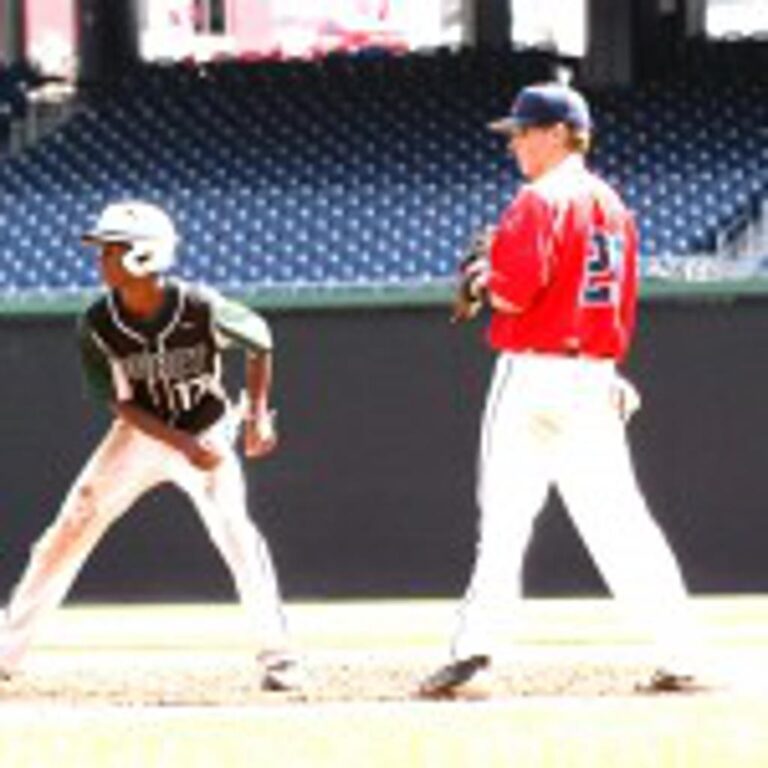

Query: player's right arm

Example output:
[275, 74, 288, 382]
[486, 187, 554, 314]
[78, 318, 221, 471]
[78, 317, 116, 404]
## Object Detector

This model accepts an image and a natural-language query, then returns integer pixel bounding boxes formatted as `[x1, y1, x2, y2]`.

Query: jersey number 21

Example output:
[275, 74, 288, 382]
[581, 230, 624, 306]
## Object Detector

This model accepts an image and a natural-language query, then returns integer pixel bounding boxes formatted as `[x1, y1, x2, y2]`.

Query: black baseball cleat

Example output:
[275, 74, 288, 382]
[636, 668, 709, 694]
[260, 655, 305, 692]
[418, 654, 492, 698]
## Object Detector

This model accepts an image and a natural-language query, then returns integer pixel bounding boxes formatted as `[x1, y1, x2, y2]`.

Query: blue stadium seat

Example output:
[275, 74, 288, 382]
[0, 47, 765, 295]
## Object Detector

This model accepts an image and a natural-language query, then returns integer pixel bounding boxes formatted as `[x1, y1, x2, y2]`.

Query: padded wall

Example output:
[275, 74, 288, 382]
[1, 298, 767, 601]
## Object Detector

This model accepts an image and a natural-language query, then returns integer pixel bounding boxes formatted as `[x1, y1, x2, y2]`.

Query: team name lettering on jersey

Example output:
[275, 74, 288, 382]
[122, 344, 210, 383]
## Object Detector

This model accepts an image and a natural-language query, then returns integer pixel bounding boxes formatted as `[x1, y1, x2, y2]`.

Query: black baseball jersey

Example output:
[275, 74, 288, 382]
[79, 279, 272, 434]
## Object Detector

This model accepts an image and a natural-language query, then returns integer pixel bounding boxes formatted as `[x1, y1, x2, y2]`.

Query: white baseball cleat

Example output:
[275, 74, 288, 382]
[0, 625, 24, 681]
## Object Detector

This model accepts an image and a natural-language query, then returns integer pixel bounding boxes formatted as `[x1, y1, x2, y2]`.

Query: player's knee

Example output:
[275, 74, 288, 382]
[58, 485, 101, 542]
[31, 486, 101, 561]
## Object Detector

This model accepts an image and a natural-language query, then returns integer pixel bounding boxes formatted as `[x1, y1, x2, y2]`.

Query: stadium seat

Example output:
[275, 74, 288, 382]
[0, 46, 765, 296]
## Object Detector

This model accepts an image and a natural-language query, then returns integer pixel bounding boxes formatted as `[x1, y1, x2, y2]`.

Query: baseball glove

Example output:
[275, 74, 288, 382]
[451, 227, 494, 323]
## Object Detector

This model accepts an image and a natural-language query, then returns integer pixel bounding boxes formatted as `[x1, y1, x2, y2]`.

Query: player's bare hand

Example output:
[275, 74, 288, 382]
[610, 375, 641, 423]
[243, 410, 278, 459]
[184, 438, 224, 471]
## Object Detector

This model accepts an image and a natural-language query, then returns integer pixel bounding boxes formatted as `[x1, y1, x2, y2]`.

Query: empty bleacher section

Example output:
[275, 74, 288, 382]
[593, 78, 767, 259]
[0, 44, 765, 304]
[641, 36, 768, 263]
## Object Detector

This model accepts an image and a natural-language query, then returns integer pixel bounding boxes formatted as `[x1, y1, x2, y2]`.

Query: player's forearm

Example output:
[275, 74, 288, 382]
[112, 401, 193, 453]
[245, 350, 273, 416]
[488, 291, 522, 314]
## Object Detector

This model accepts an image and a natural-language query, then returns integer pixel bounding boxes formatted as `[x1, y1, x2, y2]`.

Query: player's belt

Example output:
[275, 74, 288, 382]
[513, 348, 616, 363]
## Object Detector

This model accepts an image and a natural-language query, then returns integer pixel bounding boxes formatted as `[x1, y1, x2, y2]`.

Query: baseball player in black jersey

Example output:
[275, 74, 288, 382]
[0, 201, 301, 691]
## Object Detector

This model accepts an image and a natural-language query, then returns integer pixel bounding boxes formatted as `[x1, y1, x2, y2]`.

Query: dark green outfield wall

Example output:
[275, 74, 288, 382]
[1, 297, 768, 602]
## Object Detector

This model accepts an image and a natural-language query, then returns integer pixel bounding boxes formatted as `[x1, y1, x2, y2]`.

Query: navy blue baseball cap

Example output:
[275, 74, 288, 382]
[489, 82, 592, 134]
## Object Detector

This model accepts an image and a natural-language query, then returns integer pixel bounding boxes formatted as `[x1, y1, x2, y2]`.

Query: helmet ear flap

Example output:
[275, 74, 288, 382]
[84, 201, 178, 276]
[122, 246, 155, 276]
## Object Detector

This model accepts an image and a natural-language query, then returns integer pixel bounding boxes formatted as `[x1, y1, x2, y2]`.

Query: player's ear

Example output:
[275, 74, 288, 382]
[551, 123, 570, 145]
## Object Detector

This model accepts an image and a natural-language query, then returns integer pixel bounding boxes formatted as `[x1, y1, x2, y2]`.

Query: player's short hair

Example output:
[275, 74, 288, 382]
[565, 127, 591, 154]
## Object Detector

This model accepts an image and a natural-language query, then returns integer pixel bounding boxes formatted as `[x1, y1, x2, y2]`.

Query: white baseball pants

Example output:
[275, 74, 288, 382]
[0, 415, 288, 671]
[452, 352, 701, 669]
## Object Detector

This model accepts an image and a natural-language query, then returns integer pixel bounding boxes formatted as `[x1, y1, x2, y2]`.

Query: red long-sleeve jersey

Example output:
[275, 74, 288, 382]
[487, 155, 639, 362]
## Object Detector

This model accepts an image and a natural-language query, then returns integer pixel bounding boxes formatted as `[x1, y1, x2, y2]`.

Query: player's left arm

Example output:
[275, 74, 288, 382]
[619, 215, 640, 347]
[210, 292, 278, 459]
[242, 347, 277, 458]
[612, 214, 641, 422]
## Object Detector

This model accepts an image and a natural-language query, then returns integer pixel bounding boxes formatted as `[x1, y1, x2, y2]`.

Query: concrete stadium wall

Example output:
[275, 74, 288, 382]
[1, 297, 768, 603]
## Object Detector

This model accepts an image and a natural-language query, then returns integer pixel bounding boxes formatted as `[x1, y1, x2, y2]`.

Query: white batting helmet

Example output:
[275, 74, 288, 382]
[83, 201, 178, 276]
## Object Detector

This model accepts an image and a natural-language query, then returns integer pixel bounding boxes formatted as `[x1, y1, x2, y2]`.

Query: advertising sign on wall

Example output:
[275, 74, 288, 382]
[23, 0, 76, 76]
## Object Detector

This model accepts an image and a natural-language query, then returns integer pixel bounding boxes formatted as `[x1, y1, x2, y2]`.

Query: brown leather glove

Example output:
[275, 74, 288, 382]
[451, 227, 493, 323]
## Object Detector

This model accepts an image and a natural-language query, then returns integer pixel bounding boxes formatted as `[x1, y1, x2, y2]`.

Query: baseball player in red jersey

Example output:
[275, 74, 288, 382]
[0, 201, 301, 691]
[420, 83, 709, 697]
